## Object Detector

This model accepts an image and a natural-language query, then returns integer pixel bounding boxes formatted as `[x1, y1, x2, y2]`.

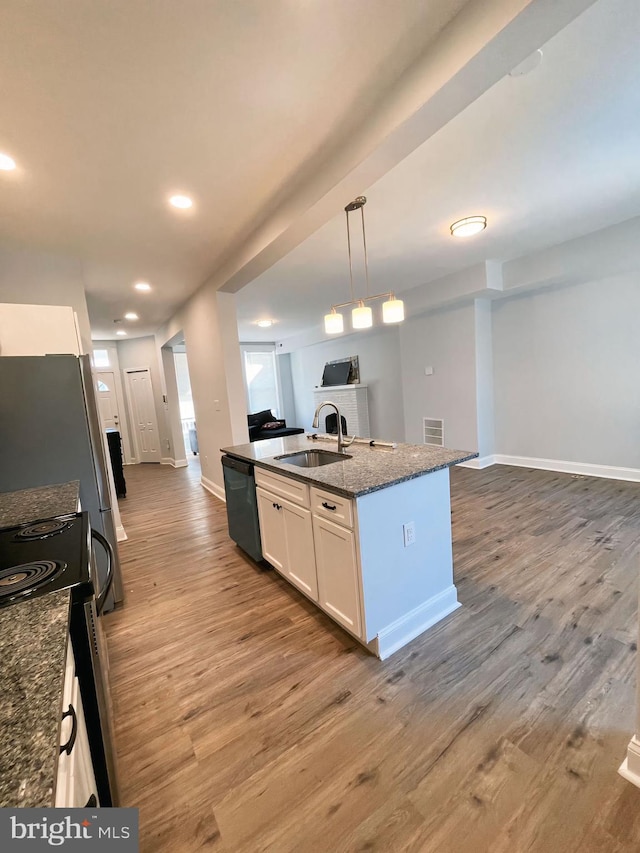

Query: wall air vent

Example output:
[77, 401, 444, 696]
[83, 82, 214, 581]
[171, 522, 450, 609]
[423, 417, 444, 447]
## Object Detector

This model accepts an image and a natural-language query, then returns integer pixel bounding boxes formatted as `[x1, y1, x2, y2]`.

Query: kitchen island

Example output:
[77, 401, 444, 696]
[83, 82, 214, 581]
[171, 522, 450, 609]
[221, 434, 477, 659]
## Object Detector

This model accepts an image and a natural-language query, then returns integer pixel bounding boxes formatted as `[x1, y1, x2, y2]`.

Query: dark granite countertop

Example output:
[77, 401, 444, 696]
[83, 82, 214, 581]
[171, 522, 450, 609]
[0, 481, 81, 808]
[0, 481, 80, 529]
[0, 591, 71, 807]
[221, 434, 477, 498]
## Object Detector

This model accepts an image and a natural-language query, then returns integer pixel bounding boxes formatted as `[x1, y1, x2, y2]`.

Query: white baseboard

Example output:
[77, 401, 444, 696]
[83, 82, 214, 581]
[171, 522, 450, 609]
[201, 475, 226, 502]
[160, 457, 188, 468]
[457, 455, 496, 470]
[374, 585, 461, 660]
[494, 454, 640, 483]
[619, 737, 640, 788]
[116, 524, 128, 542]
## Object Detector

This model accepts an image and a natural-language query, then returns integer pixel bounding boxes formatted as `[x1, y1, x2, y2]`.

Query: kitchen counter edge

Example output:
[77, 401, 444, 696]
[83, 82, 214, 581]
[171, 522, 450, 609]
[221, 435, 478, 498]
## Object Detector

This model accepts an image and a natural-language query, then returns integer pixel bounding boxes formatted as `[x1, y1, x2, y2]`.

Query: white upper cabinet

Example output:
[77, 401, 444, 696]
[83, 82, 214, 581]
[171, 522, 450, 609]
[0, 303, 82, 356]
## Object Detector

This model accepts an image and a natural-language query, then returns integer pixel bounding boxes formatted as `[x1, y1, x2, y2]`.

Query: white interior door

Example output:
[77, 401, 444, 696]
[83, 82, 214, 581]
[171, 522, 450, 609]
[95, 372, 121, 432]
[125, 368, 162, 463]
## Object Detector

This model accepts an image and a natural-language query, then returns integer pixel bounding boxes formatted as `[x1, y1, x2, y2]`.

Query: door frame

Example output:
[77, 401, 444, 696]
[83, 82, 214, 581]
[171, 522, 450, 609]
[123, 365, 162, 463]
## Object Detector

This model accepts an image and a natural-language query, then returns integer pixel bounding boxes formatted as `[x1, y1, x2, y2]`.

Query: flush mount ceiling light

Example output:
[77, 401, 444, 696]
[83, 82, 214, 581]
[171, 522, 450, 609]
[169, 194, 193, 209]
[450, 215, 487, 237]
[324, 196, 405, 335]
[134, 282, 151, 292]
[124, 312, 139, 321]
[256, 319, 273, 328]
[0, 153, 16, 171]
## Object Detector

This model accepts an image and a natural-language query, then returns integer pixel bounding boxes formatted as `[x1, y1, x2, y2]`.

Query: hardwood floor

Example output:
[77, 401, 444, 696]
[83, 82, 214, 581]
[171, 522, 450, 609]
[104, 460, 640, 852]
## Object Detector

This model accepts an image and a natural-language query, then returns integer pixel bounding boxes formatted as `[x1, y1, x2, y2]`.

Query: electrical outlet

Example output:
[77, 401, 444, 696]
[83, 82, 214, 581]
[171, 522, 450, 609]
[403, 522, 416, 547]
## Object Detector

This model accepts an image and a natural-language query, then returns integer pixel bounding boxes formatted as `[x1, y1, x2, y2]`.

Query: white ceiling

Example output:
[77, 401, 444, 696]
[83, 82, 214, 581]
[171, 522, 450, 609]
[235, 0, 640, 342]
[0, 0, 473, 339]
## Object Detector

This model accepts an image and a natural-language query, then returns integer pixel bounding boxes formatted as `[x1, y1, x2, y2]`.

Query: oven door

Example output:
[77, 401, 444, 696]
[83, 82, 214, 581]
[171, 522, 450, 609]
[69, 527, 120, 806]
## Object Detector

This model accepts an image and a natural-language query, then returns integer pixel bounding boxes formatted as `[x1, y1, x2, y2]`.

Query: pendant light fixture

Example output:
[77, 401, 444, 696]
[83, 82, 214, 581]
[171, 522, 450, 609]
[324, 196, 405, 334]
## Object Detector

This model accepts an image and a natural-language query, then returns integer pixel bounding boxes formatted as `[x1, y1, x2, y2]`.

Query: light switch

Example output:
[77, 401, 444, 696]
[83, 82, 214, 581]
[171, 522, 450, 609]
[214, 399, 221, 412]
[424, 366, 433, 376]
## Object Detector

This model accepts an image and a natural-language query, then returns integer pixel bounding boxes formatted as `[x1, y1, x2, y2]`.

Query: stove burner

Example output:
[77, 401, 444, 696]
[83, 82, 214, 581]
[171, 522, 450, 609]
[0, 560, 66, 599]
[15, 519, 71, 541]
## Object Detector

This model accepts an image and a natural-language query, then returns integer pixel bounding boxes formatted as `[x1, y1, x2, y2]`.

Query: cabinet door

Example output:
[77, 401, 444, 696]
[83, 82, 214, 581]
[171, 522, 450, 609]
[282, 502, 317, 601]
[256, 487, 286, 572]
[313, 516, 362, 638]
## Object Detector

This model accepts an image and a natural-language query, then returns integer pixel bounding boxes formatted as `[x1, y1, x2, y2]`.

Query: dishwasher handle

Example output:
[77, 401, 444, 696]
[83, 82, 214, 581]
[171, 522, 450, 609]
[222, 455, 254, 477]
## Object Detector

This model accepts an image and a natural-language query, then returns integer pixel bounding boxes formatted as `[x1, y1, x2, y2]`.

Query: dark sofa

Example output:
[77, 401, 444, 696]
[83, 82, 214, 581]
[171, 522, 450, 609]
[248, 409, 304, 442]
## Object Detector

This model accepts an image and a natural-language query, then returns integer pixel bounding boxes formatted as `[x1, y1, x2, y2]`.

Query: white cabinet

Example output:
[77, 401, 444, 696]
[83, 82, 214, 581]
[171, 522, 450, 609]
[55, 639, 99, 808]
[254, 462, 460, 659]
[0, 303, 82, 356]
[256, 468, 362, 636]
[313, 515, 361, 637]
[256, 487, 286, 572]
[257, 487, 318, 601]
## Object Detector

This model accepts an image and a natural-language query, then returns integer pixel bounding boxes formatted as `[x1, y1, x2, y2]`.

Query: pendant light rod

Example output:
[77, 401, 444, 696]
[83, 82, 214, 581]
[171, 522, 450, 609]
[360, 204, 370, 297]
[345, 208, 355, 303]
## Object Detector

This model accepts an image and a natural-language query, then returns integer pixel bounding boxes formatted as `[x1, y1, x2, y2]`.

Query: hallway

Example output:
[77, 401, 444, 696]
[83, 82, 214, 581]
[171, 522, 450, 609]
[104, 461, 640, 852]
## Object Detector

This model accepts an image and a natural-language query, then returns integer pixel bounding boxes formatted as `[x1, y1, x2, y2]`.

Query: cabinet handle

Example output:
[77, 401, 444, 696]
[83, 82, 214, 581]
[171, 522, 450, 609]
[272, 502, 282, 510]
[60, 704, 78, 755]
[322, 501, 337, 511]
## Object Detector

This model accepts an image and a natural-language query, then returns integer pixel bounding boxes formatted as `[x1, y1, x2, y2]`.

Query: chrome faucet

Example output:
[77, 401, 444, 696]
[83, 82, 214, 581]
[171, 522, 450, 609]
[312, 401, 355, 454]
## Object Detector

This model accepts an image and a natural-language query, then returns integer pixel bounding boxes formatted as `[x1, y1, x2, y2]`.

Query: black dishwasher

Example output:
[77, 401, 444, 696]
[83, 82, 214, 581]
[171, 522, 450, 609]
[221, 455, 264, 563]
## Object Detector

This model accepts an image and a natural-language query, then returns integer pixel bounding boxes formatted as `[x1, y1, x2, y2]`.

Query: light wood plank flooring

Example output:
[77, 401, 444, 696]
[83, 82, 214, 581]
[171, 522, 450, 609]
[104, 460, 640, 852]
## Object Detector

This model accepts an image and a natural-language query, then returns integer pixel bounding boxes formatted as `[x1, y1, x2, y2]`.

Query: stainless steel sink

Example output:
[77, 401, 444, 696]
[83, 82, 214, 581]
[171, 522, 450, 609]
[274, 449, 352, 468]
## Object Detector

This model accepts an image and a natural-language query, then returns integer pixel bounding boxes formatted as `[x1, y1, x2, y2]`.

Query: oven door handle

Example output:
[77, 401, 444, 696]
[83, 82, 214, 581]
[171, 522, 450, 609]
[91, 529, 114, 616]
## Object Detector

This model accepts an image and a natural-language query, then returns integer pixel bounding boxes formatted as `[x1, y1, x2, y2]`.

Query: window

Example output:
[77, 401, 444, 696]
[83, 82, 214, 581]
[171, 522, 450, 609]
[97, 380, 110, 392]
[93, 349, 110, 368]
[243, 349, 281, 416]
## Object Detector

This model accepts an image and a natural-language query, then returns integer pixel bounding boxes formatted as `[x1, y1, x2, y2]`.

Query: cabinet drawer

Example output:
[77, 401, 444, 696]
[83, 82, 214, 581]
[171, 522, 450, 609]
[255, 467, 310, 507]
[311, 487, 354, 528]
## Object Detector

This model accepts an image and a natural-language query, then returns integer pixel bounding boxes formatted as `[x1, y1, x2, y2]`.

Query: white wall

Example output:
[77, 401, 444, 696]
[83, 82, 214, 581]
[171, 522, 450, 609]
[159, 288, 247, 495]
[493, 273, 640, 469]
[399, 302, 479, 451]
[116, 335, 172, 462]
[289, 326, 405, 441]
[0, 245, 92, 352]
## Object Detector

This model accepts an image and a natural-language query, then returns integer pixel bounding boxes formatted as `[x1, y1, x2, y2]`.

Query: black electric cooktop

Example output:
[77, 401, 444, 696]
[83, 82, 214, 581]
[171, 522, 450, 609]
[0, 511, 92, 608]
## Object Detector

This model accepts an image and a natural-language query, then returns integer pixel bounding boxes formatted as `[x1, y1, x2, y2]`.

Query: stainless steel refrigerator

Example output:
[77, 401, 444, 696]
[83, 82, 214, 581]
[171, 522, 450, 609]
[0, 354, 123, 611]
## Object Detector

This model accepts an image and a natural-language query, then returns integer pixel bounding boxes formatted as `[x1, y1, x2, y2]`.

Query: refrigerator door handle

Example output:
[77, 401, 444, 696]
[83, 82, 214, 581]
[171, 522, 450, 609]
[91, 529, 115, 616]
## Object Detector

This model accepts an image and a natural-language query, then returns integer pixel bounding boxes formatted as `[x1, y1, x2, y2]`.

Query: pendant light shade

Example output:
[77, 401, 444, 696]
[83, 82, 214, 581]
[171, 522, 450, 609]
[324, 310, 344, 335]
[352, 303, 373, 329]
[382, 297, 405, 324]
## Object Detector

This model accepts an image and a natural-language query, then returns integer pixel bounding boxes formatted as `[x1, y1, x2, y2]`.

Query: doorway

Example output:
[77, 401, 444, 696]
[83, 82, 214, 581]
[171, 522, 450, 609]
[124, 367, 162, 463]
[95, 371, 122, 432]
[173, 348, 196, 461]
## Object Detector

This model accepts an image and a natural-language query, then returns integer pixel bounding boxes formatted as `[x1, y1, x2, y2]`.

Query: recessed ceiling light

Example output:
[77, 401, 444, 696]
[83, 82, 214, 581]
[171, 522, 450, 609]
[134, 282, 151, 292]
[256, 319, 273, 328]
[116, 330, 127, 336]
[0, 153, 16, 171]
[169, 194, 193, 209]
[450, 216, 487, 237]
[124, 312, 139, 321]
